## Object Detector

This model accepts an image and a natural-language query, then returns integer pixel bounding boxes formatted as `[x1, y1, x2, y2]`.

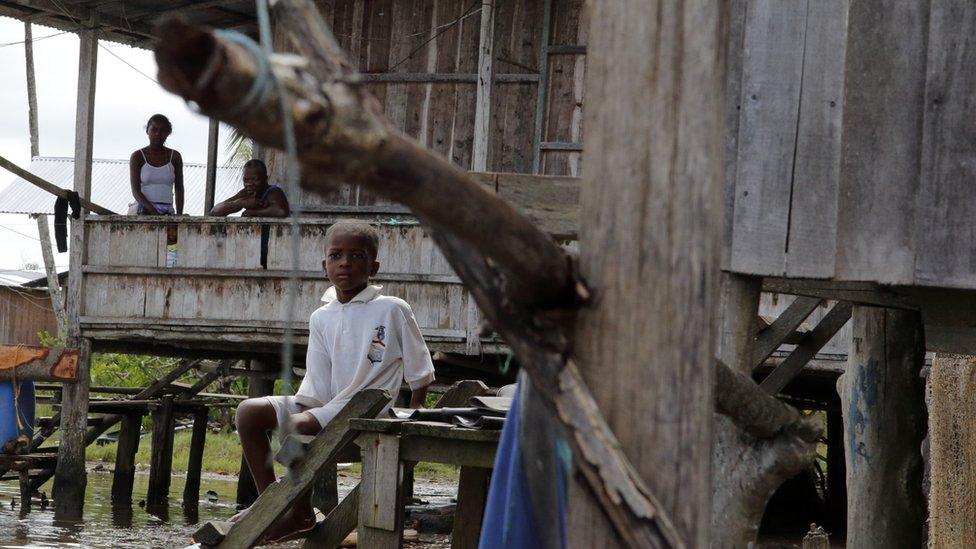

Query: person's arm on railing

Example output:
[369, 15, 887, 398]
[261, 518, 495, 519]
[209, 189, 250, 216]
[241, 188, 290, 218]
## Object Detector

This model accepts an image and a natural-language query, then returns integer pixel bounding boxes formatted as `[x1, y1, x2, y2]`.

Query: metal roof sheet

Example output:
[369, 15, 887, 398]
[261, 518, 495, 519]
[0, 269, 45, 287]
[0, 156, 244, 215]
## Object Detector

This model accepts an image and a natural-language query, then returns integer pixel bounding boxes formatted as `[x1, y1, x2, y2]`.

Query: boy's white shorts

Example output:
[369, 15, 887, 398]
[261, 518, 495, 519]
[263, 395, 323, 432]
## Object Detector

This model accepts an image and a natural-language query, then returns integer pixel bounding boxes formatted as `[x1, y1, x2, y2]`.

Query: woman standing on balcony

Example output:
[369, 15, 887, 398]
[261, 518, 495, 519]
[128, 114, 184, 215]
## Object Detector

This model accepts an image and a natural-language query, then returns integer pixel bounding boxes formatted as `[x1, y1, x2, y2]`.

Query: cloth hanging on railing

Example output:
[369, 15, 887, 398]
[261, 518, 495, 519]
[53, 191, 81, 253]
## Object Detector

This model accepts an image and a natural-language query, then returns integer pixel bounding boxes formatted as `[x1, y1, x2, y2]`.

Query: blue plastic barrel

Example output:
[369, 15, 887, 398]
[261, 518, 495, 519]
[0, 381, 35, 448]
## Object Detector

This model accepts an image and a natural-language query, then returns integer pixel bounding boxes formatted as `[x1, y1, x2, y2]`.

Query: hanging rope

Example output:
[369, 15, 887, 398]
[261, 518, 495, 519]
[254, 0, 304, 447]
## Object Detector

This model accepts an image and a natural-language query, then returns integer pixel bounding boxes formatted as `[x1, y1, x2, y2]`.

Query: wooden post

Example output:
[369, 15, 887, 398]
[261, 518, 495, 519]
[111, 413, 143, 504]
[204, 118, 219, 213]
[236, 360, 276, 508]
[452, 466, 490, 549]
[53, 12, 97, 520]
[825, 406, 846, 535]
[711, 273, 763, 543]
[183, 407, 209, 509]
[24, 22, 39, 158]
[34, 214, 66, 338]
[147, 395, 176, 507]
[567, 2, 726, 546]
[471, 0, 495, 171]
[838, 306, 926, 548]
[357, 432, 403, 549]
[530, 0, 553, 174]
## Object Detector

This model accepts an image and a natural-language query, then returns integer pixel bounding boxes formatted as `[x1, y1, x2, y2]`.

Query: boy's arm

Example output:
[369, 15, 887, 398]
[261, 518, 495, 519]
[397, 305, 436, 397]
[409, 384, 429, 409]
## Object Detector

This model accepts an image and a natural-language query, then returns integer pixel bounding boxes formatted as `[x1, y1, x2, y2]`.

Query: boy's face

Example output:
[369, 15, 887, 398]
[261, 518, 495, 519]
[323, 232, 379, 292]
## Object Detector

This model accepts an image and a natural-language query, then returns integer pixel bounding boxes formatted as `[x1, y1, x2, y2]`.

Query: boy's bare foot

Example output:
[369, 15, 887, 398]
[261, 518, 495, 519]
[261, 507, 316, 543]
[229, 507, 249, 523]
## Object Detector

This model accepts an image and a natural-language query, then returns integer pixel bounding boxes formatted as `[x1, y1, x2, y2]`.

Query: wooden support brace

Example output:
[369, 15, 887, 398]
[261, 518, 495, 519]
[303, 483, 361, 549]
[195, 389, 390, 548]
[452, 466, 490, 549]
[111, 413, 143, 504]
[760, 301, 853, 394]
[357, 432, 403, 549]
[146, 395, 175, 507]
[751, 296, 822, 370]
[183, 407, 209, 509]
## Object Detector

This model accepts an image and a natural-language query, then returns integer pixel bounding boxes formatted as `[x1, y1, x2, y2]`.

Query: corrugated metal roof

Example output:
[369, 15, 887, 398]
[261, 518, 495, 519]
[0, 270, 46, 287]
[0, 157, 244, 215]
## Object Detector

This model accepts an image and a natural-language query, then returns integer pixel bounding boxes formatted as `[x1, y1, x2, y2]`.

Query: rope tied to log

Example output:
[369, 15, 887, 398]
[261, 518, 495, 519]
[212, 30, 274, 119]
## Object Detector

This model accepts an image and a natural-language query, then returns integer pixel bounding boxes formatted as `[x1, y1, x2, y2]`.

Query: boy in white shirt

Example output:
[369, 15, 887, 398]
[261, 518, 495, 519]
[233, 219, 435, 540]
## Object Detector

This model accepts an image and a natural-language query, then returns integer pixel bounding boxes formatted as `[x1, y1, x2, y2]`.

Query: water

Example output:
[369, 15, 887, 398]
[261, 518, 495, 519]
[0, 468, 457, 548]
[0, 470, 242, 548]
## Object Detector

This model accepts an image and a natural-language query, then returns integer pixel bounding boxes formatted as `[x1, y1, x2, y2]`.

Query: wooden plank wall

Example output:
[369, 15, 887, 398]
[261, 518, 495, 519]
[269, 0, 586, 212]
[727, 2, 976, 293]
[0, 287, 56, 346]
[727, 0, 849, 279]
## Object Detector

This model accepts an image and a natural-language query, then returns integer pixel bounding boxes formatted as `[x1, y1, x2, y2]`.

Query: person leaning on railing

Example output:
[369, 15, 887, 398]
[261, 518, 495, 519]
[208, 159, 290, 218]
[128, 113, 184, 216]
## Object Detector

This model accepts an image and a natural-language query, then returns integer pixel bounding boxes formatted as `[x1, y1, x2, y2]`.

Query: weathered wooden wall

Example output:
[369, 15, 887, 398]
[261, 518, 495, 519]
[0, 287, 56, 346]
[79, 172, 577, 357]
[268, 0, 587, 211]
[725, 1, 976, 293]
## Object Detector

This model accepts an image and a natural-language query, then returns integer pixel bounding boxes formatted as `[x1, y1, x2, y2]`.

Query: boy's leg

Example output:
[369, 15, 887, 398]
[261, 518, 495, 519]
[235, 398, 279, 494]
[264, 411, 322, 542]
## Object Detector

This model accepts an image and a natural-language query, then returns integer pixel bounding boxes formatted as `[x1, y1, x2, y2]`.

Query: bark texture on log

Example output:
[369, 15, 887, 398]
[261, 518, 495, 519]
[568, 2, 727, 546]
[927, 354, 976, 548]
[838, 306, 926, 548]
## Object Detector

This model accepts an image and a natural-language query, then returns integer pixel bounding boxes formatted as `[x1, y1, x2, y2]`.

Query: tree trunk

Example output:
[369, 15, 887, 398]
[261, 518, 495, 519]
[568, 2, 727, 546]
[927, 354, 976, 547]
[838, 306, 926, 548]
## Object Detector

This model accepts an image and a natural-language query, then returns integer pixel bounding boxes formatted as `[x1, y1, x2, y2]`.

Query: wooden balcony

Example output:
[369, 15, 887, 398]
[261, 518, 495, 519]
[79, 215, 498, 358]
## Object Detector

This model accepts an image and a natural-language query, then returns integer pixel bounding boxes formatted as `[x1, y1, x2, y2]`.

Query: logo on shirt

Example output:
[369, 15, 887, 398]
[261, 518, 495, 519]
[367, 325, 386, 365]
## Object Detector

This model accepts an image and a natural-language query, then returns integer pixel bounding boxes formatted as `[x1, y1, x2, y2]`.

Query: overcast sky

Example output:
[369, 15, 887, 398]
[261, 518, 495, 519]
[0, 16, 232, 271]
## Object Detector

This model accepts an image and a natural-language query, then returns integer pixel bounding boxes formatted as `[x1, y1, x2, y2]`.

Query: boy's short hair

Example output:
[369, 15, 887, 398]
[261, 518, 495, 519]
[326, 220, 379, 259]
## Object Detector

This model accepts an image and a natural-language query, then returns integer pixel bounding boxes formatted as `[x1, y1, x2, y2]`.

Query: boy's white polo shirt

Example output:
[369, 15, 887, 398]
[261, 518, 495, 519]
[296, 284, 435, 427]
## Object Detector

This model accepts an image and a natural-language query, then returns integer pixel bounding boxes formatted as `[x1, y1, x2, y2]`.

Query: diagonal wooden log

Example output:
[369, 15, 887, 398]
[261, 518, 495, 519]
[152, 8, 761, 547]
[0, 345, 78, 382]
[759, 301, 853, 394]
[751, 296, 822, 370]
[303, 483, 360, 549]
[194, 389, 390, 549]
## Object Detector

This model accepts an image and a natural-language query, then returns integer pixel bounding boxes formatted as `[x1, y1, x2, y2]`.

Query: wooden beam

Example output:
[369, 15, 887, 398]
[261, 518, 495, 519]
[52, 19, 97, 517]
[569, 0, 727, 545]
[356, 72, 537, 84]
[759, 301, 853, 394]
[547, 44, 586, 55]
[530, 0, 553, 174]
[34, 214, 67, 337]
[0, 155, 117, 215]
[434, 379, 489, 407]
[303, 483, 361, 549]
[472, 0, 495, 171]
[452, 467, 490, 549]
[751, 296, 822, 370]
[182, 407, 209, 509]
[204, 119, 219, 213]
[24, 22, 38, 158]
[839, 307, 925, 547]
[357, 432, 403, 548]
[146, 395, 176, 506]
[0, 344, 77, 382]
[110, 413, 143, 504]
[202, 389, 390, 548]
[539, 141, 582, 152]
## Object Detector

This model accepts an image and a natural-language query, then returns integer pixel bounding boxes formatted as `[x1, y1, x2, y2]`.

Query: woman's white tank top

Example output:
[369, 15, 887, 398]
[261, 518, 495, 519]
[140, 149, 175, 204]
